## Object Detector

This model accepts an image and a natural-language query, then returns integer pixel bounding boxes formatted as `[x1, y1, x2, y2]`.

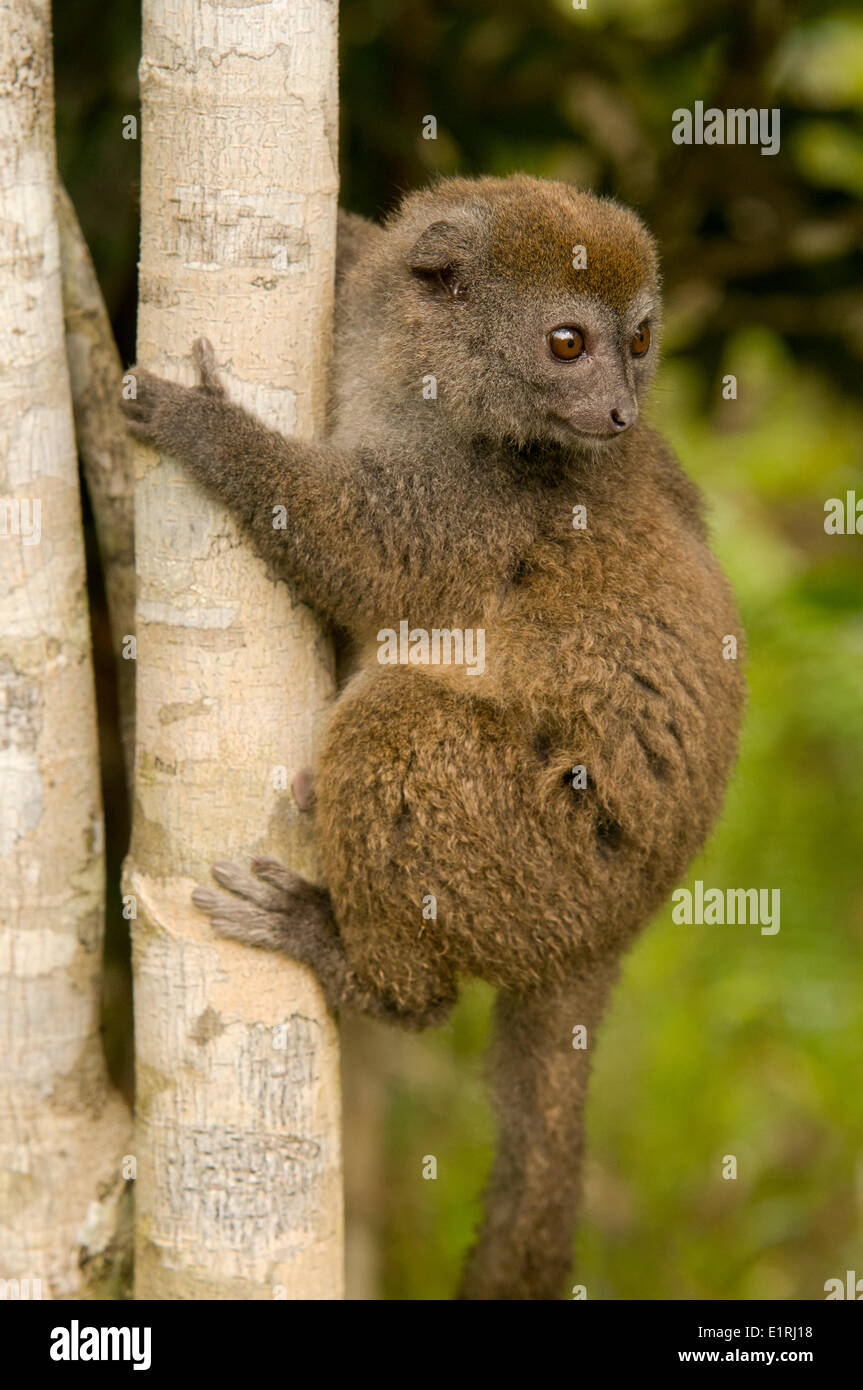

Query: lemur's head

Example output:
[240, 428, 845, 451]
[380, 175, 661, 452]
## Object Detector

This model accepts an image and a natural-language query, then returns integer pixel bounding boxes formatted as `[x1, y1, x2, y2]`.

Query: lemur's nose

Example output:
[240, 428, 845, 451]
[609, 406, 635, 431]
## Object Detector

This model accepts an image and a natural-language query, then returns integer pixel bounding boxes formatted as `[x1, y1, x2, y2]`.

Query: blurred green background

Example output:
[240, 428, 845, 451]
[54, 0, 863, 1299]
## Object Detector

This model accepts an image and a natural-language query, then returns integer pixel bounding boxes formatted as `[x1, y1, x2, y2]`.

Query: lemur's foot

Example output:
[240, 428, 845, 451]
[193, 856, 331, 954]
[195, 856, 455, 1028]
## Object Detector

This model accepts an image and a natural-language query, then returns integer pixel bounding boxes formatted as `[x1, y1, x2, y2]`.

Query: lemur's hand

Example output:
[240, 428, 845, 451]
[121, 337, 226, 458]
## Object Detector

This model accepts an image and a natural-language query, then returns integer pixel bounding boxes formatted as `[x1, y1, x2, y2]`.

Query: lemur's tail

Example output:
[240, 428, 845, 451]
[458, 959, 620, 1300]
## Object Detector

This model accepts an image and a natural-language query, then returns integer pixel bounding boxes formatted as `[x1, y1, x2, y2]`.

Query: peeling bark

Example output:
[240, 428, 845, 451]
[0, 0, 132, 1299]
[126, 0, 343, 1299]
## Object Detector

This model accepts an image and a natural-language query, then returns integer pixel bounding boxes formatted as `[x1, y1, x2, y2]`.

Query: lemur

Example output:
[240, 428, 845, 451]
[123, 175, 745, 1300]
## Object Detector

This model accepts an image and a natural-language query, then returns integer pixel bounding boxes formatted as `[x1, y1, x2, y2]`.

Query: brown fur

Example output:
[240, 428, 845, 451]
[490, 177, 656, 305]
[123, 175, 745, 1300]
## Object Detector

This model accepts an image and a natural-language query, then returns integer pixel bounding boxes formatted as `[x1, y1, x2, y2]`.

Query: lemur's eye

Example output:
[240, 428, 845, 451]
[549, 327, 585, 360]
[631, 323, 651, 357]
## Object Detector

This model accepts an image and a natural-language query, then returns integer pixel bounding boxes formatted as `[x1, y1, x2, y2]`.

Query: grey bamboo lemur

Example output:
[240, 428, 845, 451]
[123, 175, 745, 1301]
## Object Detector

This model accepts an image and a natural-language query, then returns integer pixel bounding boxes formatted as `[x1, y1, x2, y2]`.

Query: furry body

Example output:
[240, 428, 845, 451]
[123, 176, 745, 1299]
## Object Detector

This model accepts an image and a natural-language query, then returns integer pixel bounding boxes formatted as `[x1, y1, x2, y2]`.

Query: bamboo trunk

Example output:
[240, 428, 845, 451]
[0, 0, 131, 1300]
[127, 0, 343, 1299]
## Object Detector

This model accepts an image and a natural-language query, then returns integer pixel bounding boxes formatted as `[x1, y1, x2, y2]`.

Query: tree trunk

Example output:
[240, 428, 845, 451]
[56, 180, 137, 780]
[126, 0, 343, 1298]
[0, 0, 132, 1299]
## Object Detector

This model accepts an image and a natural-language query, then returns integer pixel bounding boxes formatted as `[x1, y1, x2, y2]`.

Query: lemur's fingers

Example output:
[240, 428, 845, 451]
[120, 366, 192, 440]
[191, 886, 222, 913]
[208, 855, 324, 920]
[193, 337, 225, 396]
[249, 855, 309, 896]
[125, 420, 158, 441]
[193, 886, 292, 950]
[194, 877, 330, 959]
[210, 858, 286, 912]
[249, 858, 330, 921]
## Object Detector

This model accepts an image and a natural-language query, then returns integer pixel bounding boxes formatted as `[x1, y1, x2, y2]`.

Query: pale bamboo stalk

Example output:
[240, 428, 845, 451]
[127, 0, 343, 1299]
[0, 0, 132, 1299]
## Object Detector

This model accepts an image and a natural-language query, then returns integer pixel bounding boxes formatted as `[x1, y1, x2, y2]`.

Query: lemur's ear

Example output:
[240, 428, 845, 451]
[408, 220, 472, 299]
